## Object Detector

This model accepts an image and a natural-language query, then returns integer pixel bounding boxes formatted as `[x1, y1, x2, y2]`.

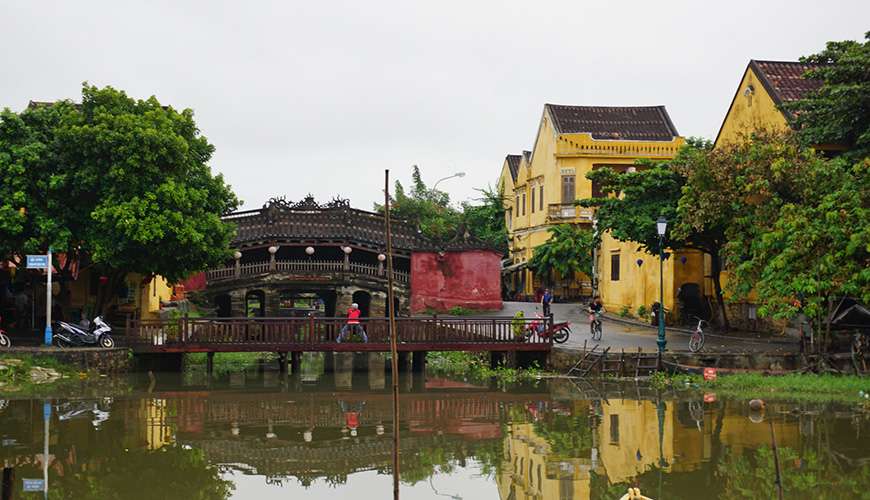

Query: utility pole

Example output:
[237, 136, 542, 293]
[384, 170, 400, 500]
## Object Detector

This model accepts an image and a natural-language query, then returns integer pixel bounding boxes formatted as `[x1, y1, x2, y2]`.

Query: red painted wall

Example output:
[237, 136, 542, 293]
[182, 272, 207, 292]
[410, 250, 502, 313]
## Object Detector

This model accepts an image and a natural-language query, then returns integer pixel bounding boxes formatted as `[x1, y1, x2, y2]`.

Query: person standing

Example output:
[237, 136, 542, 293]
[541, 288, 553, 318]
[337, 303, 368, 343]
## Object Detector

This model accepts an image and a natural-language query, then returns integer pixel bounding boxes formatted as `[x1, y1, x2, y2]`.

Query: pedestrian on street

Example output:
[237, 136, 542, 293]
[542, 288, 553, 318]
[337, 303, 368, 343]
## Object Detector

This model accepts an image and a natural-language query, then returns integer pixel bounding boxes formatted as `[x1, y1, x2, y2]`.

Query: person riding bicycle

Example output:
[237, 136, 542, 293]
[588, 296, 604, 318]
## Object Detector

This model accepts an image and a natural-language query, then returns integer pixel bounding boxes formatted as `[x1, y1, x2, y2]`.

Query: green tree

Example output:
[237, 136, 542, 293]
[378, 165, 461, 242]
[787, 32, 870, 161]
[528, 224, 595, 292]
[459, 184, 508, 254]
[0, 84, 239, 312]
[580, 139, 732, 328]
[718, 132, 869, 344]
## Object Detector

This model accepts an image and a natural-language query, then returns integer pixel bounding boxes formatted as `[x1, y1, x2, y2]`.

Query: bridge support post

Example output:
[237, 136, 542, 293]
[490, 351, 516, 369]
[324, 352, 335, 373]
[291, 351, 301, 375]
[277, 352, 288, 374]
[206, 352, 215, 376]
[397, 352, 411, 373]
[368, 353, 386, 390]
[411, 351, 426, 373]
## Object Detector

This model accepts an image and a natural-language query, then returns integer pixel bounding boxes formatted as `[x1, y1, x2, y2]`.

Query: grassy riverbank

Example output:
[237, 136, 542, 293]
[426, 351, 543, 384]
[652, 372, 870, 403]
[0, 354, 86, 396]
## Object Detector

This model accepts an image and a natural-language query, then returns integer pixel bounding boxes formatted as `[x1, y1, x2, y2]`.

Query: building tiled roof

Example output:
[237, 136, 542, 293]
[505, 154, 521, 182]
[545, 104, 679, 141]
[750, 60, 822, 106]
[522, 150, 531, 163]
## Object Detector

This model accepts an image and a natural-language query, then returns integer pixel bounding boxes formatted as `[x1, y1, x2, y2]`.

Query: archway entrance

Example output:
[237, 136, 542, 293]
[245, 290, 265, 317]
[352, 291, 371, 317]
[214, 294, 231, 318]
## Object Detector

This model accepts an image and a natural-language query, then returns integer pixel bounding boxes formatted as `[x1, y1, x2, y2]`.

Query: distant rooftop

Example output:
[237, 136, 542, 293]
[545, 104, 679, 141]
[749, 60, 822, 107]
[505, 154, 521, 182]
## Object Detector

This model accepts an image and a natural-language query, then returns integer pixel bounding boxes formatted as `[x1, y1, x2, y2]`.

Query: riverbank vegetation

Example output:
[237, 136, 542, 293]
[426, 351, 543, 384]
[0, 354, 86, 395]
[651, 371, 870, 403]
[184, 352, 277, 374]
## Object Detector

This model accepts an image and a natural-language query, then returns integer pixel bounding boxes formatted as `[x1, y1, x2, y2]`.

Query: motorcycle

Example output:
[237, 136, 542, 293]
[523, 315, 571, 344]
[54, 316, 115, 348]
[0, 315, 10, 348]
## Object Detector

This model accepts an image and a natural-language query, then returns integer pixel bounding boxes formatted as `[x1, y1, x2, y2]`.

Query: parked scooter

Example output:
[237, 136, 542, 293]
[0, 315, 11, 348]
[54, 316, 115, 348]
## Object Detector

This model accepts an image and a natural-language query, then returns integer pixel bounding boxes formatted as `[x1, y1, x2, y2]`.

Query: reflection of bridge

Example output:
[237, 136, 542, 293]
[126, 316, 553, 354]
[153, 389, 541, 432]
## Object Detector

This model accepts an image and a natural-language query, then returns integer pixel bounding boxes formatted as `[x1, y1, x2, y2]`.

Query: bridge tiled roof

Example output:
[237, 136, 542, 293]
[225, 195, 429, 253]
[505, 154, 521, 182]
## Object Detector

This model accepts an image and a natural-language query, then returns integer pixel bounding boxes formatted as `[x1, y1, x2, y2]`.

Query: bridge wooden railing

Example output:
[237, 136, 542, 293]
[125, 316, 554, 352]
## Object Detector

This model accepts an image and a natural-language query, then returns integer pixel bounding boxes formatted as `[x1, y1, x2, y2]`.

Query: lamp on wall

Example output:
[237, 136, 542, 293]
[636, 259, 644, 267]
[305, 246, 315, 255]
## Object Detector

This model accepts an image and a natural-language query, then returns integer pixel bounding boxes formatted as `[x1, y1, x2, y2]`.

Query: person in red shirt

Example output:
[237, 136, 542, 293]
[337, 303, 368, 342]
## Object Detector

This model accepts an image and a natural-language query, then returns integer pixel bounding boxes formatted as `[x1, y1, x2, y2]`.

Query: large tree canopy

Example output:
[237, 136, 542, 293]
[579, 139, 733, 327]
[787, 32, 870, 160]
[714, 132, 869, 339]
[0, 84, 239, 310]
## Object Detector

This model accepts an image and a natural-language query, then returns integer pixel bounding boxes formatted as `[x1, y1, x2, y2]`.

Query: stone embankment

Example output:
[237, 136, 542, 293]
[1, 347, 131, 373]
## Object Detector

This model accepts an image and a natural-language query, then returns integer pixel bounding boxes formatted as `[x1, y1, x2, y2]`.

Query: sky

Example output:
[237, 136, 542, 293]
[1, 1, 867, 211]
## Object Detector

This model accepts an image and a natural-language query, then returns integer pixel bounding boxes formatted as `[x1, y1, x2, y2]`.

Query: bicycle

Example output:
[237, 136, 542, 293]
[689, 316, 707, 353]
[588, 310, 602, 341]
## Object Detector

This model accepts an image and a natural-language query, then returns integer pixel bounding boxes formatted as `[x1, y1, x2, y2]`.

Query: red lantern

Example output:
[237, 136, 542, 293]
[703, 367, 717, 382]
[99, 276, 109, 285]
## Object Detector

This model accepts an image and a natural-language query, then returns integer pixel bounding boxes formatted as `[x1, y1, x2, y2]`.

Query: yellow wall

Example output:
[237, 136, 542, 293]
[714, 65, 790, 148]
[599, 234, 705, 320]
[503, 106, 687, 301]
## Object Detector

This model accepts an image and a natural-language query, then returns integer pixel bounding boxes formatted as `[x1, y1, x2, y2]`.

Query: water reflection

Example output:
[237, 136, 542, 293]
[0, 370, 868, 499]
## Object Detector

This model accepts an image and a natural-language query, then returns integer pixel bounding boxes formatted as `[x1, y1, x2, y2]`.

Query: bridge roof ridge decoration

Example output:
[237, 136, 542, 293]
[225, 194, 431, 252]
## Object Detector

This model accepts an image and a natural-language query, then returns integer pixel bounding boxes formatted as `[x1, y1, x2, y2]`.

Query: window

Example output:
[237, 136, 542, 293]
[539, 185, 544, 211]
[561, 175, 575, 204]
[515, 196, 520, 217]
[506, 208, 512, 229]
[610, 253, 620, 281]
[609, 415, 620, 444]
[522, 193, 526, 215]
[531, 187, 535, 213]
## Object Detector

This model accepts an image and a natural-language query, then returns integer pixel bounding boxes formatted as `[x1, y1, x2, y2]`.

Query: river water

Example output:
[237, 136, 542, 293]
[0, 360, 868, 499]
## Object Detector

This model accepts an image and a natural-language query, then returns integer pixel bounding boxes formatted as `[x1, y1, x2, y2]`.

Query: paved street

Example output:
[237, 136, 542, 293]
[487, 302, 799, 353]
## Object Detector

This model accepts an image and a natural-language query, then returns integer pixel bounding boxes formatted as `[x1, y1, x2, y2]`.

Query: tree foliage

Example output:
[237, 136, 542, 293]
[528, 224, 595, 287]
[0, 84, 239, 310]
[379, 165, 508, 252]
[787, 32, 870, 161]
[579, 138, 733, 327]
[714, 132, 869, 339]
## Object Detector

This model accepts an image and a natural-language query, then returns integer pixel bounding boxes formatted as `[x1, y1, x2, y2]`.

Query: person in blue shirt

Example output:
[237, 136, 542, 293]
[541, 289, 553, 318]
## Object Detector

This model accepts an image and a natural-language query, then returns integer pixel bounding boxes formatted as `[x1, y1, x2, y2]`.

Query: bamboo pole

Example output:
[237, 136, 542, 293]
[385, 169, 401, 500]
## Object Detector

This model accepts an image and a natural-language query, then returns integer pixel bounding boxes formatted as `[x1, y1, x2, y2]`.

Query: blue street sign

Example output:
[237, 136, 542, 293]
[23, 479, 45, 492]
[26, 255, 49, 269]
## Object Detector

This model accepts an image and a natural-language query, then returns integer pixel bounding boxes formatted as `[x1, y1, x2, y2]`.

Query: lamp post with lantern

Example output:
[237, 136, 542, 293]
[656, 216, 668, 353]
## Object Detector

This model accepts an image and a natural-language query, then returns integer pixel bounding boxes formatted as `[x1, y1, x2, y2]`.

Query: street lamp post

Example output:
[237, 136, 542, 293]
[656, 216, 668, 353]
[432, 171, 465, 191]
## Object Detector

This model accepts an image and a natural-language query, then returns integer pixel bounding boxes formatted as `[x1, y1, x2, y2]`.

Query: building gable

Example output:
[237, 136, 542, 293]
[714, 60, 822, 147]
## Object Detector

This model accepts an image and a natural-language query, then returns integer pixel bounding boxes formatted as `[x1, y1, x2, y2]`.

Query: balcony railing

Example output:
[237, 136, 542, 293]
[206, 260, 409, 284]
[547, 204, 593, 222]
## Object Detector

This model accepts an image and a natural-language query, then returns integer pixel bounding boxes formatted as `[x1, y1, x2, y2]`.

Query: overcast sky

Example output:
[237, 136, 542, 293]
[2, 1, 867, 211]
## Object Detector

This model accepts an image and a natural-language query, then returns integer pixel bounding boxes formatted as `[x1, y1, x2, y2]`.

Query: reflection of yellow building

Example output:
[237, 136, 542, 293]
[597, 400, 674, 483]
[143, 398, 174, 450]
[498, 422, 591, 500]
[498, 104, 703, 317]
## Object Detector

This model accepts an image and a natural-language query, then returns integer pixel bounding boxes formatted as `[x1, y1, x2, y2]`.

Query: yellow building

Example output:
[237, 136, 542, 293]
[499, 104, 704, 317]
